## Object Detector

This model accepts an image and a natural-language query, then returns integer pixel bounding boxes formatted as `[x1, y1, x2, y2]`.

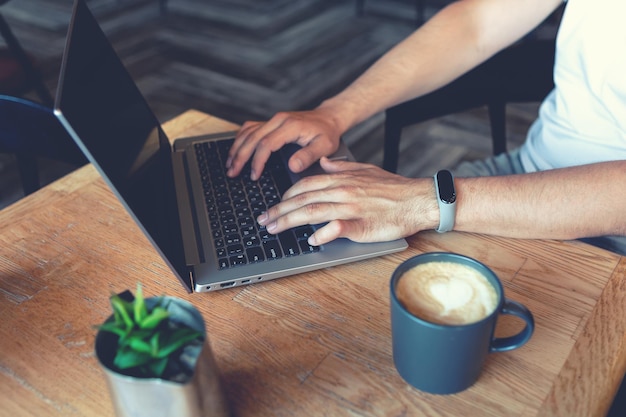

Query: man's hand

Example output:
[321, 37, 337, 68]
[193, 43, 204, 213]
[257, 157, 439, 245]
[227, 108, 343, 180]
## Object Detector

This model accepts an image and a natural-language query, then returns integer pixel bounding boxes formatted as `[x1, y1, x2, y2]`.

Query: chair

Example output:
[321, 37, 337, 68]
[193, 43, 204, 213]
[0, 95, 87, 195]
[382, 38, 556, 173]
[0, 2, 75, 196]
[0, 6, 54, 106]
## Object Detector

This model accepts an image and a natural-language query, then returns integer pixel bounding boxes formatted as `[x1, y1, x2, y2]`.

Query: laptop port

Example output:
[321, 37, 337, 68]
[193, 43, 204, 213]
[220, 281, 236, 288]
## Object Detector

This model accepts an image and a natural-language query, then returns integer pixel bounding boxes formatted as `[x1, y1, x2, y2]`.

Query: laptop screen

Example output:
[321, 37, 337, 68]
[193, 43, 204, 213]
[55, 0, 190, 290]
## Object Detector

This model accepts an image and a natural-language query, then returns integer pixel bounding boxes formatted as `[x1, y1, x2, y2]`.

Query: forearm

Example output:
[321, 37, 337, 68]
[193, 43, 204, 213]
[452, 161, 626, 240]
[317, 0, 562, 133]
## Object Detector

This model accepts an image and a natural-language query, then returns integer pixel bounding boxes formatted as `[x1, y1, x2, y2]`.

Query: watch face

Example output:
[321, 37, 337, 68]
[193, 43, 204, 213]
[436, 170, 456, 204]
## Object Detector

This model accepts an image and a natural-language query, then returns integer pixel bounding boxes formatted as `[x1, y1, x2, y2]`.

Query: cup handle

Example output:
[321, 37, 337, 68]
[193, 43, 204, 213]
[490, 299, 535, 353]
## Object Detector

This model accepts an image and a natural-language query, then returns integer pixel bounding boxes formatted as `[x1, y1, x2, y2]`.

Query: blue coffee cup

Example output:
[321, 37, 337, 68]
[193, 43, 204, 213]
[390, 252, 534, 394]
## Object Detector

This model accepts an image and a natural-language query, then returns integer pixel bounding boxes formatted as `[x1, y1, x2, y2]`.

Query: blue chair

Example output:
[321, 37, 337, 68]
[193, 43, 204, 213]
[0, 6, 54, 106]
[0, 95, 86, 195]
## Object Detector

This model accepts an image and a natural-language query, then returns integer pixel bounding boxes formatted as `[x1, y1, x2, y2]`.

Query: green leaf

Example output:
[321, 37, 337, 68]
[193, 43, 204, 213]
[117, 329, 154, 348]
[133, 283, 148, 325]
[113, 348, 153, 370]
[97, 322, 127, 338]
[128, 336, 154, 355]
[150, 332, 160, 354]
[110, 294, 134, 331]
[156, 328, 203, 359]
[139, 307, 169, 329]
[147, 357, 169, 378]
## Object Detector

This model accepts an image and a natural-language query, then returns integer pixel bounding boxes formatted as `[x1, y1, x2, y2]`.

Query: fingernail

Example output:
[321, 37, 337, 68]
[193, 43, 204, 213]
[225, 157, 232, 168]
[266, 221, 277, 232]
[257, 212, 268, 225]
[308, 235, 317, 246]
[250, 169, 257, 181]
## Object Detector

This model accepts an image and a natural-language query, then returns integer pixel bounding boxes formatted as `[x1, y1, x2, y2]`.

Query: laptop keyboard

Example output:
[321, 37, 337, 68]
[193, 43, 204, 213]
[195, 139, 320, 269]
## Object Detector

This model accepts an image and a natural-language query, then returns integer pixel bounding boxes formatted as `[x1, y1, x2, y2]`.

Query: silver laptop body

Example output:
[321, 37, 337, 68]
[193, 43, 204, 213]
[54, 0, 407, 293]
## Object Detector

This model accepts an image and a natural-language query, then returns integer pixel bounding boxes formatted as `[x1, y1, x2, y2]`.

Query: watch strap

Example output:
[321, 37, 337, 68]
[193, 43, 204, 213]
[434, 170, 457, 233]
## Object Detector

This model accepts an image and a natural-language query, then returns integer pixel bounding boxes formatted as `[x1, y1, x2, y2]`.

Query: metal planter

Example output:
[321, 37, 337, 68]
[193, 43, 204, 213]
[95, 295, 229, 417]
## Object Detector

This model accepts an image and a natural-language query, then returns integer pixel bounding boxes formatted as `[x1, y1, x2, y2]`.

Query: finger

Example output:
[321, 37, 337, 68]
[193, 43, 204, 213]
[287, 139, 338, 173]
[281, 174, 338, 201]
[308, 221, 343, 246]
[262, 207, 337, 239]
[309, 218, 375, 245]
[228, 114, 292, 177]
[280, 160, 371, 201]
[227, 122, 263, 176]
[257, 191, 341, 229]
[230, 121, 261, 161]
[245, 114, 311, 180]
[261, 184, 362, 238]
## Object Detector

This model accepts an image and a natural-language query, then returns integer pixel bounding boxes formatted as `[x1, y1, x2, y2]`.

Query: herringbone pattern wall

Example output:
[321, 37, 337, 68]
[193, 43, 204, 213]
[0, 0, 554, 208]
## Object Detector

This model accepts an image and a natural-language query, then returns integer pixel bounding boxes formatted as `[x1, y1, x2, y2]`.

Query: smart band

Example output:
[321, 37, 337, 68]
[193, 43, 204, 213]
[434, 170, 456, 233]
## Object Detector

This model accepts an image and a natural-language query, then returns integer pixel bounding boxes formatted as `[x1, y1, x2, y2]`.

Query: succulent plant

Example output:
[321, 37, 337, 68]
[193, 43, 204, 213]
[97, 284, 203, 378]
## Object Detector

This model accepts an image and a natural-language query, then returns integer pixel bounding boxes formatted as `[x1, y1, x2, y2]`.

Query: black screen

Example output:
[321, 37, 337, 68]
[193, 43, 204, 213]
[55, 0, 190, 290]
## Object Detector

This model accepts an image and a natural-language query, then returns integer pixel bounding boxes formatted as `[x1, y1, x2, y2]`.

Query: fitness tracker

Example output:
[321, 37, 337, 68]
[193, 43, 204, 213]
[434, 170, 456, 233]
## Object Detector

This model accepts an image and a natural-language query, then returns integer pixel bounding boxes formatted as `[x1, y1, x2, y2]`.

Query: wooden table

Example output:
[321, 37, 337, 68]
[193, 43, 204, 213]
[1, 110, 625, 417]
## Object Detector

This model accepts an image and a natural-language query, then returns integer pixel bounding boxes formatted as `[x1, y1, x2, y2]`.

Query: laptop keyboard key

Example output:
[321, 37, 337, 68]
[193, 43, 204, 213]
[246, 247, 265, 263]
[196, 138, 324, 270]
[263, 240, 283, 260]
[227, 244, 244, 256]
[218, 258, 229, 269]
[229, 254, 247, 266]
[299, 240, 320, 254]
[278, 231, 300, 257]
[259, 227, 275, 241]
[243, 235, 260, 247]
[294, 226, 314, 240]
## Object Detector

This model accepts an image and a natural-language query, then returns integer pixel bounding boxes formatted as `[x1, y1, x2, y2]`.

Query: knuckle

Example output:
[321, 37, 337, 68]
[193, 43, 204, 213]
[257, 136, 271, 149]
[292, 192, 313, 208]
[240, 120, 255, 129]
[334, 184, 359, 199]
[303, 202, 323, 216]
[265, 204, 280, 219]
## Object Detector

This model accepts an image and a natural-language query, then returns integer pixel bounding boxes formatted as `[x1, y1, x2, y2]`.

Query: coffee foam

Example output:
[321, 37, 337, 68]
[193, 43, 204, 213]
[396, 261, 498, 325]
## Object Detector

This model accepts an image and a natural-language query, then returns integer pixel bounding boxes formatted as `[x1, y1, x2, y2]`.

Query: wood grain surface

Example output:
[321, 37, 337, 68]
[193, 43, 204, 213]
[0, 110, 624, 417]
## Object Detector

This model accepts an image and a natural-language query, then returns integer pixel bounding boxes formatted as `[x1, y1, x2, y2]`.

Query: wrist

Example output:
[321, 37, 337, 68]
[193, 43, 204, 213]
[317, 96, 367, 134]
[408, 178, 440, 233]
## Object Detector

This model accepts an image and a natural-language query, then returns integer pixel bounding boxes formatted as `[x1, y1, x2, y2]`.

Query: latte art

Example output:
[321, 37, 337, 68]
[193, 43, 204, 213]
[396, 261, 498, 325]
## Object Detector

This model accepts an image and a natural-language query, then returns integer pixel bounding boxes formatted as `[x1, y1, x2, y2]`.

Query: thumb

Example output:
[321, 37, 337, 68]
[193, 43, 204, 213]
[288, 147, 320, 173]
[288, 136, 340, 173]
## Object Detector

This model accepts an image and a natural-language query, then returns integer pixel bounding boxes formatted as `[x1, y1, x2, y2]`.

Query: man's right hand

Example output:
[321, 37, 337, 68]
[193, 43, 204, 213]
[226, 108, 343, 180]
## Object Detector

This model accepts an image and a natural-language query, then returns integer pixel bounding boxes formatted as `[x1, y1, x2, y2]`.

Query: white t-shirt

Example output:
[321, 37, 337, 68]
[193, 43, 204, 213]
[519, 0, 626, 172]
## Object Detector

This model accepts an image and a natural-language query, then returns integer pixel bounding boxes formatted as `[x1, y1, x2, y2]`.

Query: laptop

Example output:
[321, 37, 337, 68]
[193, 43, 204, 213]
[54, 0, 407, 293]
